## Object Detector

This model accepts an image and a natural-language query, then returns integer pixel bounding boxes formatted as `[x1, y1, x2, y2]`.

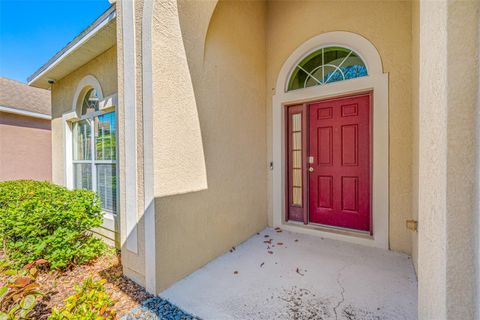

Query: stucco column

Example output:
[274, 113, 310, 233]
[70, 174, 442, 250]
[417, 0, 479, 318]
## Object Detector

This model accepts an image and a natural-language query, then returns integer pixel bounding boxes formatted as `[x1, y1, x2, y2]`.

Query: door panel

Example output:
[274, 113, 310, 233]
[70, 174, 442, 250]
[308, 94, 371, 231]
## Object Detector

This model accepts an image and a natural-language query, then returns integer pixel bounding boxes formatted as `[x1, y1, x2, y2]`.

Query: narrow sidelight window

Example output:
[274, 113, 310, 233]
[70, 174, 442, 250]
[286, 105, 308, 223]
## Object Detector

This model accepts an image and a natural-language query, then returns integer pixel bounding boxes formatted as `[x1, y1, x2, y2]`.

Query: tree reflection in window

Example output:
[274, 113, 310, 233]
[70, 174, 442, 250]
[73, 87, 117, 213]
[288, 47, 368, 91]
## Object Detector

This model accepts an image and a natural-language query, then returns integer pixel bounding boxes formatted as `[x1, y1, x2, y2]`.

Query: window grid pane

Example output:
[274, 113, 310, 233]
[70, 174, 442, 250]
[95, 112, 116, 160]
[291, 112, 303, 206]
[73, 120, 92, 161]
[288, 46, 368, 91]
[73, 163, 92, 190]
[72, 111, 117, 214]
[96, 164, 117, 213]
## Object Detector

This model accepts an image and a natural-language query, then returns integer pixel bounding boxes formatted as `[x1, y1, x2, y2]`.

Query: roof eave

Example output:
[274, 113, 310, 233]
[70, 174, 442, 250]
[27, 5, 116, 87]
[0, 105, 51, 120]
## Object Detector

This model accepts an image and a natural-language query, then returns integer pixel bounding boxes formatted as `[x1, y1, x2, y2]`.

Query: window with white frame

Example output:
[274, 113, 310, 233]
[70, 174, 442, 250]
[72, 88, 117, 213]
[288, 46, 368, 91]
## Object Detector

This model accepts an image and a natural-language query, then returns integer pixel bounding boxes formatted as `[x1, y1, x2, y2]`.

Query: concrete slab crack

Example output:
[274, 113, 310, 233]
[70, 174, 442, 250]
[333, 276, 345, 320]
[333, 264, 349, 320]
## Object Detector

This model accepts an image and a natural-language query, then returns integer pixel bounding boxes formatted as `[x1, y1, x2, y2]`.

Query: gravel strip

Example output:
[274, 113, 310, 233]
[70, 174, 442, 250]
[121, 297, 201, 320]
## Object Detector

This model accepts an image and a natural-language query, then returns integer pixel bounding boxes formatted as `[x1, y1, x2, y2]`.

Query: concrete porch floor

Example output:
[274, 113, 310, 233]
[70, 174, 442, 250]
[160, 228, 417, 320]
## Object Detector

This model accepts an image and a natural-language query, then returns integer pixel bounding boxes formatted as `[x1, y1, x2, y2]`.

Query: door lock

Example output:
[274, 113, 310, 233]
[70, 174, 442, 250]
[308, 167, 314, 173]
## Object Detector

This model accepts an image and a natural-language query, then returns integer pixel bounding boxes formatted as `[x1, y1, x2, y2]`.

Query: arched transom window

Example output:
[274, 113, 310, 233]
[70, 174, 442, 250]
[287, 46, 367, 91]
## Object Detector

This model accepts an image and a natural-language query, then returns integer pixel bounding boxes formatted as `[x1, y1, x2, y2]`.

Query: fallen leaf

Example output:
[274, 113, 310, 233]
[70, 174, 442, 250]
[14, 276, 31, 287]
[260, 262, 264, 267]
[264, 235, 270, 238]
[277, 242, 283, 245]
[234, 271, 239, 275]
[296, 268, 304, 276]
[268, 251, 273, 254]
[30, 267, 38, 277]
[35, 259, 48, 265]
[294, 239, 298, 242]
[231, 246, 236, 251]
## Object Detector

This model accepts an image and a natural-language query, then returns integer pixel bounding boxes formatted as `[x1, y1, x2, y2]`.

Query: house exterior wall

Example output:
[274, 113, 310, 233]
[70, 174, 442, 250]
[411, 0, 420, 274]
[266, 0, 413, 254]
[152, 0, 267, 291]
[116, 0, 148, 286]
[0, 112, 51, 182]
[416, 0, 479, 318]
[49, 46, 119, 248]
[50, 46, 117, 185]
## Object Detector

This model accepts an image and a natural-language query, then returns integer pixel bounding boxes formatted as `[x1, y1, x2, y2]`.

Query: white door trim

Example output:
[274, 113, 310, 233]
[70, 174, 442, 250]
[272, 32, 389, 249]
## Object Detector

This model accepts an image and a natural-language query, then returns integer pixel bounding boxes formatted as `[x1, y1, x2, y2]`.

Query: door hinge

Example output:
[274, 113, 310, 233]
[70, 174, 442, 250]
[406, 219, 418, 232]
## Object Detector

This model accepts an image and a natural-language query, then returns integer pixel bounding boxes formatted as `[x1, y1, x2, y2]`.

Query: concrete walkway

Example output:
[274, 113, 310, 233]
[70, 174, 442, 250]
[160, 228, 417, 320]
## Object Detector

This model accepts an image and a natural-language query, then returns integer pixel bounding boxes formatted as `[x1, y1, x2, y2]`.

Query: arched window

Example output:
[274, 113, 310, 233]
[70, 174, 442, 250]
[287, 46, 367, 91]
[72, 86, 117, 213]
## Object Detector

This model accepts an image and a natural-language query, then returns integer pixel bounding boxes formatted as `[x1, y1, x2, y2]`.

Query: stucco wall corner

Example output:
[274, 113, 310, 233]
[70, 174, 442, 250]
[151, 0, 208, 199]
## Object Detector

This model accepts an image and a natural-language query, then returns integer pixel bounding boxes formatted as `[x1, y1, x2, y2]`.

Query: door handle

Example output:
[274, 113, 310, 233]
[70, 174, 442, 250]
[308, 167, 314, 173]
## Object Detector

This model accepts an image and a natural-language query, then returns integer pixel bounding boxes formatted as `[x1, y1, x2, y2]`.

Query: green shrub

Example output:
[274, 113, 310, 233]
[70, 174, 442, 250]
[0, 180, 106, 270]
[48, 278, 116, 320]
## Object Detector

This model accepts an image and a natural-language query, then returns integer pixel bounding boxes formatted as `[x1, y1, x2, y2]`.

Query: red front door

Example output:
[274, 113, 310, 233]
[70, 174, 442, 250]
[308, 94, 371, 231]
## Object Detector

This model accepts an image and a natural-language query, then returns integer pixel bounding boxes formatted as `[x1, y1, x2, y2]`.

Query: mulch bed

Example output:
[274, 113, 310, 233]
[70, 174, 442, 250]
[0, 251, 152, 319]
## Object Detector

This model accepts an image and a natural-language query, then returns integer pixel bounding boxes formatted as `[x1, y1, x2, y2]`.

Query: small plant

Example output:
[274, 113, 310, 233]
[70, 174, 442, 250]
[0, 262, 43, 319]
[48, 278, 116, 320]
[0, 180, 106, 270]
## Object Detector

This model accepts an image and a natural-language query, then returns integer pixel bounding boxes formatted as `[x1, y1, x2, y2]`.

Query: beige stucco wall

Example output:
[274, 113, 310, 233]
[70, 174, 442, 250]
[50, 46, 117, 185]
[0, 112, 51, 182]
[266, 0, 413, 254]
[416, 0, 479, 318]
[411, 0, 419, 273]
[153, 0, 268, 291]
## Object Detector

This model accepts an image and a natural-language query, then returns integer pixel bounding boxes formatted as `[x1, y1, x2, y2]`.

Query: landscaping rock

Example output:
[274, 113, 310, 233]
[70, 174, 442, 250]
[121, 297, 200, 320]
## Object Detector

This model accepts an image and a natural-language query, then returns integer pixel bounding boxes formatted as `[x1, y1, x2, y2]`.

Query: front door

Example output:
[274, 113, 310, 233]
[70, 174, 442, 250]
[308, 94, 371, 231]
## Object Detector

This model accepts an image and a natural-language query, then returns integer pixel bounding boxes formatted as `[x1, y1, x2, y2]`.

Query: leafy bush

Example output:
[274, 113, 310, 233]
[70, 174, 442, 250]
[0, 180, 106, 270]
[0, 261, 43, 319]
[48, 278, 116, 320]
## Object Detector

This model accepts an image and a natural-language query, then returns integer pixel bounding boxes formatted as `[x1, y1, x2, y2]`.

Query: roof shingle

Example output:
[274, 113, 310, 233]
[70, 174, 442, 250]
[0, 77, 51, 116]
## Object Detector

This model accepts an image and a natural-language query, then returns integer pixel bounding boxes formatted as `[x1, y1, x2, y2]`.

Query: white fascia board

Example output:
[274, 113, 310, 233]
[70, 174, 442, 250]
[0, 105, 51, 120]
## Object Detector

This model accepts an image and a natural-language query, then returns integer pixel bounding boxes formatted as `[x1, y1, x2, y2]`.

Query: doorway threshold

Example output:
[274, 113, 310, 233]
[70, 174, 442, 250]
[278, 221, 386, 249]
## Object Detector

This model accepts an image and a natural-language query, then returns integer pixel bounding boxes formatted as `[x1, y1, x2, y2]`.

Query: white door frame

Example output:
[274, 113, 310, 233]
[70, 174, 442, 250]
[272, 32, 389, 249]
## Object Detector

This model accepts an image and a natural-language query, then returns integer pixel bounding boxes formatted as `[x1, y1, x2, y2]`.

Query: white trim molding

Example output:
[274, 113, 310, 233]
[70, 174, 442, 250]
[0, 105, 51, 120]
[64, 75, 105, 190]
[272, 31, 389, 249]
[122, 0, 139, 254]
[99, 93, 118, 111]
[142, 0, 157, 294]
[71, 75, 104, 117]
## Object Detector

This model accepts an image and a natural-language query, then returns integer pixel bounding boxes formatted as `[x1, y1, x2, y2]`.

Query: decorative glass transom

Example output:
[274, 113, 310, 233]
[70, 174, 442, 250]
[287, 46, 367, 91]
